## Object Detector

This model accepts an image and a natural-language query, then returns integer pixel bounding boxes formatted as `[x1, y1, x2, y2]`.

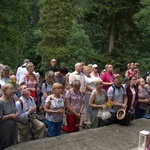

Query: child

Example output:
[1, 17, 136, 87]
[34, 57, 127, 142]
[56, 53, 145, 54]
[44, 83, 64, 137]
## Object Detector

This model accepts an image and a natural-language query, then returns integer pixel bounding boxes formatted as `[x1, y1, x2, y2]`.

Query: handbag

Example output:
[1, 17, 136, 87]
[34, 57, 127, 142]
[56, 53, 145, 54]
[101, 109, 112, 120]
[97, 109, 102, 119]
[97, 108, 111, 120]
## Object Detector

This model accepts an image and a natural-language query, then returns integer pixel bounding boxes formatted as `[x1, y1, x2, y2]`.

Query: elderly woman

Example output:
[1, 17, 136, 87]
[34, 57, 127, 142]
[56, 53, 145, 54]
[0, 65, 11, 84]
[88, 78, 107, 128]
[61, 80, 84, 133]
[44, 83, 64, 137]
[41, 71, 55, 108]
[83, 66, 96, 122]
[145, 76, 150, 95]
[0, 83, 18, 149]
[21, 62, 39, 105]
[135, 77, 150, 119]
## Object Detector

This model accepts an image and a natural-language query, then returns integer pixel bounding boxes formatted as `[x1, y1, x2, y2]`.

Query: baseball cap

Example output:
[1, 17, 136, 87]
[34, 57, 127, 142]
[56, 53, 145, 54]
[92, 64, 98, 68]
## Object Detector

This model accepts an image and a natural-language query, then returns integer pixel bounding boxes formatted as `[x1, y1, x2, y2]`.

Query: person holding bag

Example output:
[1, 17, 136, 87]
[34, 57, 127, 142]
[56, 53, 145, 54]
[88, 78, 107, 128]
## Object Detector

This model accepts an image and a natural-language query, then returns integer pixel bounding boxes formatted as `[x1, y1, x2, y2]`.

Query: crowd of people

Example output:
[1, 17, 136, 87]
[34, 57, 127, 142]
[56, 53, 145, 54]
[0, 59, 150, 150]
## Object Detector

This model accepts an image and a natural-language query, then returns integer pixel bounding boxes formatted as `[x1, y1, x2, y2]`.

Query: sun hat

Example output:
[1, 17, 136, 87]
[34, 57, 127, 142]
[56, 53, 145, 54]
[116, 109, 126, 120]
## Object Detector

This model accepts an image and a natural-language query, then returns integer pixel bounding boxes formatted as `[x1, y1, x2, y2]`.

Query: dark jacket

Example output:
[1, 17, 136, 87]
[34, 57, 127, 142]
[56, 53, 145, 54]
[45, 66, 58, 73]
[126, 85, 138, 110]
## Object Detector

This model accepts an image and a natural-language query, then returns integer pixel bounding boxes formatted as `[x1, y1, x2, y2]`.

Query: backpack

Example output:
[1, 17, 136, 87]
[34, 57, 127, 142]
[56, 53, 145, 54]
[18, 96, 34, 110]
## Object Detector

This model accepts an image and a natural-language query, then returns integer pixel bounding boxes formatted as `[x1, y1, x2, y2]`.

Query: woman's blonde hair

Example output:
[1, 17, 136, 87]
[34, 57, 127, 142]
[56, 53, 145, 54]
[52, 83, 63, 93]
[83, 66, 91, 73]
[94, 78, 103, 85]
[1, 83, 14, 94]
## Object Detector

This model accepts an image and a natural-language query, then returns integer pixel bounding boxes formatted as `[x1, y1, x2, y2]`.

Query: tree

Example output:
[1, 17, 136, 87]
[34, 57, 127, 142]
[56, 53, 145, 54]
[65, 20, 94, 71]
[0, 0, 30, 70]
[37, 0, 73, 69]
[82, 0, 140, 52]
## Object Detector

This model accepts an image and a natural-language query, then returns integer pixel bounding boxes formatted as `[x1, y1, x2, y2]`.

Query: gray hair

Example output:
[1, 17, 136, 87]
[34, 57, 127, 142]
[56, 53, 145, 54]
[26, 62, 34, 70]
[45, 71, 55, 79]
[146, 75, 150, 83]
[72, 80, 81, 87]
[1, 65, 10, 78]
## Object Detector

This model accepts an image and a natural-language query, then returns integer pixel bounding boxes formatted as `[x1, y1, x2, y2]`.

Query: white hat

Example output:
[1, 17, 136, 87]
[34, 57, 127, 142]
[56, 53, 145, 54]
[92, 64, 98, 68]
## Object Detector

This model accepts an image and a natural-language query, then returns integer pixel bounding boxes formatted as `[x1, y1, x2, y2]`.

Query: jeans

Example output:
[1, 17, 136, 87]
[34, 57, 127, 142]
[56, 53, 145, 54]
[45, 119, 62, 137]
[135, 106, 146, 119]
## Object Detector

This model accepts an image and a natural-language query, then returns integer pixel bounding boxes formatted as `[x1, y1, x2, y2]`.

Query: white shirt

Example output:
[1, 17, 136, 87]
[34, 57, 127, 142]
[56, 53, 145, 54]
[69, 71, 86, 90]
[84, 75, 96, 94]
[16, 66, 28, 84]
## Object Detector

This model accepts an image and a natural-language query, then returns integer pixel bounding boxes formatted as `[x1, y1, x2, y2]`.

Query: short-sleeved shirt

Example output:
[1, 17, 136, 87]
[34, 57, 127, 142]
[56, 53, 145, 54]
[138, 86, 150, 109]
[107, 85, 126, 112]
[45, 95, 64, 122]
[84, 75, 96, 94]
[69, 71, 86, 91]
[100, 72, 114, 92]
[65, 90, 83, 114]
[41, 82, 53, 107]
[54, 73, 66, 85]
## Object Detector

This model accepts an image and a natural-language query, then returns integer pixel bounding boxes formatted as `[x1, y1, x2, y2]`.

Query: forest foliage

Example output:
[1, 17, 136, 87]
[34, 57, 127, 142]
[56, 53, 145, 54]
[0, 0, 150, 76]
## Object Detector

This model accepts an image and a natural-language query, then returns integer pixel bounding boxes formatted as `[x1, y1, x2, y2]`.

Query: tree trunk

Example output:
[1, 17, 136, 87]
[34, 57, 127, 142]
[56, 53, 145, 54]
[109, 13, 116, 53]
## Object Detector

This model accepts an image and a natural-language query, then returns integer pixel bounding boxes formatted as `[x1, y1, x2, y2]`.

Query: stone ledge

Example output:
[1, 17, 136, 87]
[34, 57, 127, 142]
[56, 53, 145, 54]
[6, 119, 150, 150]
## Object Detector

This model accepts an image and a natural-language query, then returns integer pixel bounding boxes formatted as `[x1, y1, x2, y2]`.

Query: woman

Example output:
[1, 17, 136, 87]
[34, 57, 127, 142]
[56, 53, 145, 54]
[135, 77, 150, 119]
[41, 71, 55, 108]
[61, 80, 84, 133]
[83, 66, 96, 122]
[21, 62, 38, 105]
[88, 78, 107, 128]
[0, 65, 11, 84]
[126, 76, 138, 120]
[0, 83, 18, 150]
[145, 76, 150, 95]
[125, 62, 138, 78]
[44, 83, 64, 137]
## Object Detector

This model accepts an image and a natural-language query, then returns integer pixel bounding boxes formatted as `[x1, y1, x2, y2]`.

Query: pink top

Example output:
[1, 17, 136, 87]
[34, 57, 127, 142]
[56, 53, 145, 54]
[100, 72, 114, 92]
[65, 89, 82, 114]
[126, 70, 138, 78]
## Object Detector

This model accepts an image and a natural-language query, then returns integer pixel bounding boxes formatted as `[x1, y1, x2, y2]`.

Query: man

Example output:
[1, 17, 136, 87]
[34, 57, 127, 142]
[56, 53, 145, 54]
[69, 63, 86, 94]
[16, 59, 30, 84]
[54, 67, 68, 88]
[105, 75, 130, 126]
[45, 59, 58, 73]
[16, 84, 45, 142]
[100, 64, 114, 92]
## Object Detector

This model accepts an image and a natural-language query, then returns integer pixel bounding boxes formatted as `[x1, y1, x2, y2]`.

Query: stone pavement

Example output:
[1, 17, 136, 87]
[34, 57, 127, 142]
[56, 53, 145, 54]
[6, 119, 150, 150]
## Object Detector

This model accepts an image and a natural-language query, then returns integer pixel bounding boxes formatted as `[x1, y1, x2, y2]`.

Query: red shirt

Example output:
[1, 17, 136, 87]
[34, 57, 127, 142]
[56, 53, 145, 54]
[100, 72, 114, 92]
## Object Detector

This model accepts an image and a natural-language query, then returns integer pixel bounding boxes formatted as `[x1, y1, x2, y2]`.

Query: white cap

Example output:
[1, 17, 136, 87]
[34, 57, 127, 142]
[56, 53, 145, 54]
[92, 64, 98, 68]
